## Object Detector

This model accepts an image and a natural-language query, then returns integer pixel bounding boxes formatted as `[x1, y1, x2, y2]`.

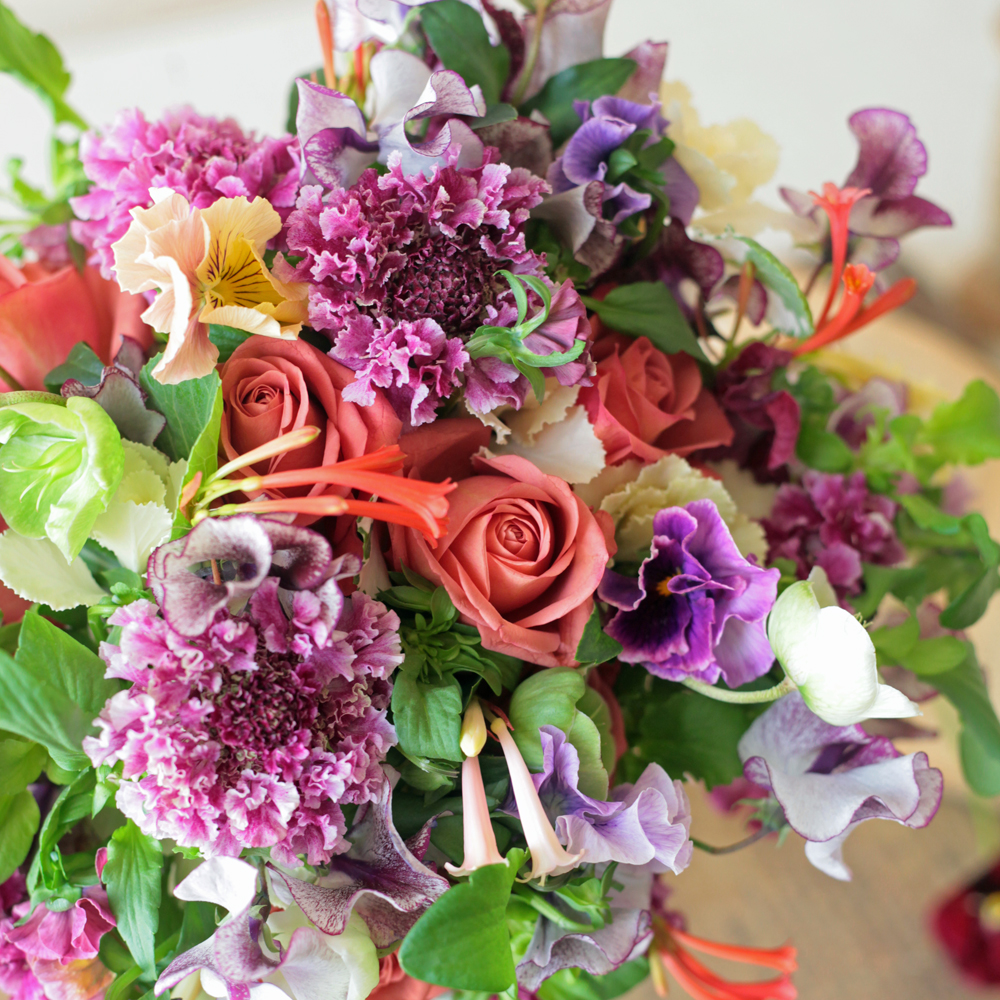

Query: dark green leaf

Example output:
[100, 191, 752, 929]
[730, 235, 813, 337]
[398, 852, 525, 991]
[104, 821, 162, 976]
[208, 325, 251, 365]
[44, 343, 106, 394]
[177, 899, 217, 954]
[521, 58, 636, 147]
[0, 4, 85, 126]
[537, 959, 650, 1000]
[575, 607, 622, 666]
[0, 611, 118, 770]
[170, 377, 224, 539]
[140, 357, 222, 462]
[420, 0, 510, 105]
[391, 672, 464, 762]
[581, 283, 707, 362]
[0, 790, 39, 882]
[626, 689, 750, 788]
[940, 514, 1000, 629]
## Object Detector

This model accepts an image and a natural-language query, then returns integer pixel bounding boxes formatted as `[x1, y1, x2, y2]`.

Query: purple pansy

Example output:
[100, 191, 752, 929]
[781, 108, 951, 272]
[70, 106, 299, 278]
[269, 780, 449, 948]
[599, 499, 779, 687]
[739, 692, 943, 880]
[521, 726, 693, 871]
[763, 470, 905, 601]
[516, 864, 654, 991]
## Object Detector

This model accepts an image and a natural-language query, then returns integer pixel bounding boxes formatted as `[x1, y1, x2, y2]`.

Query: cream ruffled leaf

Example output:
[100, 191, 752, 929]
[90, 499, 174, 573]
[0, 532, 106, 610]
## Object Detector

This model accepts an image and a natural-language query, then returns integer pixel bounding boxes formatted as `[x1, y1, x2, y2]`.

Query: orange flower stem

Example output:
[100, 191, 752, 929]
[729, 260, 756, 341]
[670, 928, 797, 973]
[315, 0, 336, 86]
[0, 363, 24, 392]
[210, 426, 322, 484]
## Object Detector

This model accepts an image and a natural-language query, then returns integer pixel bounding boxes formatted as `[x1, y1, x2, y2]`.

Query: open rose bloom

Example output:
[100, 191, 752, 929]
[0, 5, 992, 1000]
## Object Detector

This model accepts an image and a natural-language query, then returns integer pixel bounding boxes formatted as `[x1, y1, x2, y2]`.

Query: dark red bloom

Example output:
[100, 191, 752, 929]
[933, 858, 1000, 985]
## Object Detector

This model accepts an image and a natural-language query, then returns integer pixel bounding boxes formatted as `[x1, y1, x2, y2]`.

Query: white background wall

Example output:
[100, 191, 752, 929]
[1, 0, 997, 297]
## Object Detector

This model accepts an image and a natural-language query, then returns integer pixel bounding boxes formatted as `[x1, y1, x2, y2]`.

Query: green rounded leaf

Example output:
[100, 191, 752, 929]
[0, 397, 124, 561]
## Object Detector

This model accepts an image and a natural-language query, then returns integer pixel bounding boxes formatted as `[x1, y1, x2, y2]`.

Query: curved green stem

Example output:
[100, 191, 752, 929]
[681, 675, 796, 705]
[692, 828, 771, 856]
[511, 0, 549, 106]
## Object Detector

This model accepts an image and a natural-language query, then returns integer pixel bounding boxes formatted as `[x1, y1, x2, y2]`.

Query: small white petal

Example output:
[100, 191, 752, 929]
[869, 683, 921, 720]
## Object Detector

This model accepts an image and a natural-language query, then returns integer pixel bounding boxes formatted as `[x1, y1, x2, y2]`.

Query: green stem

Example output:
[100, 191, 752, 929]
[692, 828, 771, 856]
[0, 389, 65, 406]
[511, 0, 549, 106]
[0, 364, 24, 392]
[681, 675, 796, 705]
[510, 884, 596, 933]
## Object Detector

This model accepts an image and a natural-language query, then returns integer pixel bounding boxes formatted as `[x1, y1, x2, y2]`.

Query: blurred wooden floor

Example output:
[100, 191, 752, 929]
[626, 312, 1000, 1000]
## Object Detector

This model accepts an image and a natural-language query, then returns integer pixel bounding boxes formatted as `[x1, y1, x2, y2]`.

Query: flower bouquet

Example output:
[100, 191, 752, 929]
[0, 2, 993, 999]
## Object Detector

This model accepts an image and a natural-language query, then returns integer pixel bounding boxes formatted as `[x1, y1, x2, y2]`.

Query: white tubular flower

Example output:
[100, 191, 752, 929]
[767, 567, 920, 726]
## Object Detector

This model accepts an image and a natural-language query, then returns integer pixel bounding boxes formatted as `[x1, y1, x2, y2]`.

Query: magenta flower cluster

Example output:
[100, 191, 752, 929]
[280, 148, 556, 425]
[763, 469, 905, 599]
[84, 578, 402, 866]
[70, 106, 300, 278]
[0, 872, 115, 1000]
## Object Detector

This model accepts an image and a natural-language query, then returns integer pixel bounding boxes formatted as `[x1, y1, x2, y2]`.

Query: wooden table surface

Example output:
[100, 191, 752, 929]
[624, 311, 1000, 1000]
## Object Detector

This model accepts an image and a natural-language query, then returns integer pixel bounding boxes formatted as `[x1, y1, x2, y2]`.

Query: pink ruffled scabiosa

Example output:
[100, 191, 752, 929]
[763, 470, 905, 602]
[281, 148, 592, 426]
[84, 516, 403, 866]
[70, 107, 300, 279]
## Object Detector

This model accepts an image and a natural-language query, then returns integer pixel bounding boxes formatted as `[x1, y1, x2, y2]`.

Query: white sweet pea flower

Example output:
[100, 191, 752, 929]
[767, 567, 920, 726]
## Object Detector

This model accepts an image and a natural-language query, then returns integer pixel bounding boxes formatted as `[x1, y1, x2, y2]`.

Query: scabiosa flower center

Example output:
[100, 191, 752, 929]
[381, 227, 505, 333]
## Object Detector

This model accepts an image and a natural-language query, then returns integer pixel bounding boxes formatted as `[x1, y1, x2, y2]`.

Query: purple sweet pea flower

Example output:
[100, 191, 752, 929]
[147, 515, 338, 637]
[599, 499, 780, 687]
[268, 779, 450, 947]
[516, 864, 654, 992]
[739, 691, 943, 880]
[524, 726, 692, 872]
[827, 376, 907, 450]
[781, 108, 951, 272]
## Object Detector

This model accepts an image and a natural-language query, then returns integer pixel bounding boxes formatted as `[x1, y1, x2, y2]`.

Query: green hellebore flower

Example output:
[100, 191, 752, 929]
[767, 567, 919, 726]
[0, 396, 125, 563]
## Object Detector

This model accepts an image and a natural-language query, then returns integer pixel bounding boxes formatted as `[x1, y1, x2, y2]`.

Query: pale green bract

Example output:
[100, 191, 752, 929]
[0, 397, 124, 562]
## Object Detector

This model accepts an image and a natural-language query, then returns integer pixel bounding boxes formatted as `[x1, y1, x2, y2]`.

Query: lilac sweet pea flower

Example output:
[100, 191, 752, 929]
[156, 857, 380, 1000]
[528, 726, 693, 872]
[147, 514, 337, 637]
[268, 780, 449, 947]
[295, 80, 379, 189]
[781, 108, 951, 271]
[331, 0, 485, 50]
[599, 499, 780, 687]
[516, 864, 654, 992]
[738, 692, 943, 880]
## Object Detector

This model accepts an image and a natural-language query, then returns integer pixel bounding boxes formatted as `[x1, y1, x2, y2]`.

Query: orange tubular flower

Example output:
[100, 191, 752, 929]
[200, 439, 455, 544]
[651, 916, 798, 1000]
[791, 183, 917, 357]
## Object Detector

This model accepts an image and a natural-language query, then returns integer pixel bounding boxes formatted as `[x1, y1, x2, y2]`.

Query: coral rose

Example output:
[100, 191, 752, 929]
[220, 336, 402, 538]
[577, 330, 732, 465]
[0, 257, 151, 392]
[390, 453, 613, 667]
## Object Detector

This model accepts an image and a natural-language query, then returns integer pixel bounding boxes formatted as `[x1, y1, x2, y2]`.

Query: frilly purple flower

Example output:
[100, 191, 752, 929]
[516, 864, 654, 992]
[739, 691, 943, 880]
[599, 499, 779, 688]
[781, 108, 951, 272]
[148, 515, 336, 637]
[85, 552, 402, 864]
[70, 106, 300, 279]
[763, 470, 905, 601]
[527, 726, 692, 872]
[282, 148, 562, 425]
[268, 779, 449, 948]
